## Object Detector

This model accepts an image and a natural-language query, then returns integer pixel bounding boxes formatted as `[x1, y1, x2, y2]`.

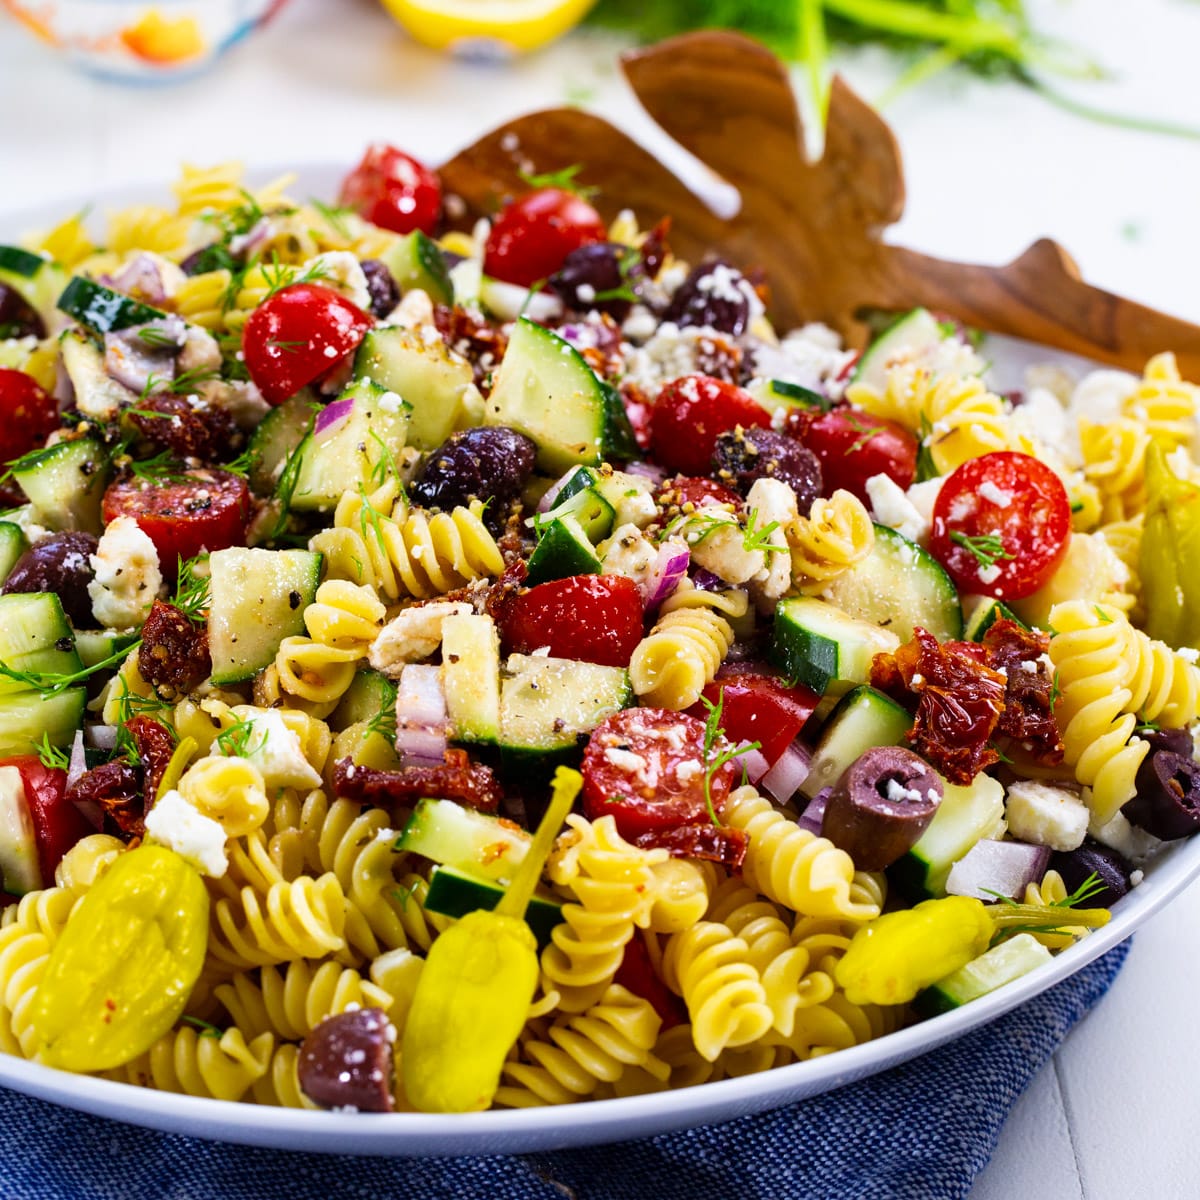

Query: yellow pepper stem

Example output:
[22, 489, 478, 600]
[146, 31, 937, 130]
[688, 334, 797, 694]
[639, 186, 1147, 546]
[495, 766, 581, 920]
[989, 904, 1111, 932]
[154, 736, 197, 803]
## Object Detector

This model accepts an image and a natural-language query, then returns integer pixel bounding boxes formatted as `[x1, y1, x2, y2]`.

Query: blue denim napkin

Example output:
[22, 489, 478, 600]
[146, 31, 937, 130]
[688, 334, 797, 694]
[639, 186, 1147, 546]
[0, 941, 1128, 1200]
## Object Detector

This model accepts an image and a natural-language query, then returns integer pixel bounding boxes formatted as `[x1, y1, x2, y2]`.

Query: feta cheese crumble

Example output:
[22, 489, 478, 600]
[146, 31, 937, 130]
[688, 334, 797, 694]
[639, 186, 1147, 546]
[87, 516, 163, 632]
[233, 708, 322, 790]
[144, 790, 228, 877]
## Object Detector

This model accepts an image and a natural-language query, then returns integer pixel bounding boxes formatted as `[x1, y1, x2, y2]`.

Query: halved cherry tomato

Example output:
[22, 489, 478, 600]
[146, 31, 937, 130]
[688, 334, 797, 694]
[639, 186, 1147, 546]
[650, 375, 771, 477]
[2, 758, 91, 888]
[581, 708, 733, 838]
[660, 474, 742, 512]
[243, 283, 372, 406]
[929, 451, 1071, 600]
[338, 144, 442, 236]
[786, 404, 917, 504]
[0, 368, 58, 466]
[483, 188, 607, 288]
[614, 935, 686, 1030]
[501, 574, 643, 668]
[102, 468, 251, 571]
[690, 664, 819, 765]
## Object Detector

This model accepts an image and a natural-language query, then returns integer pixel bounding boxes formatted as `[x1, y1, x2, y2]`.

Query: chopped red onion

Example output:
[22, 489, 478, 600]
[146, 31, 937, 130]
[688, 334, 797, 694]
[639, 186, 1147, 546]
[394, 725, 448, 766]
[394, 664, 449, 764]
[229, 217, 274, 260]
[691, 568, 725, 592]
[109, 253, 170, 306]
[643, 543, 690, 609]
[796, 787, 831, 835]
[624, 461, 667, 486]
[88, 725, 118, 752]
[104, 317, 186, 394]
[945, 839, 1052, 902]
[736, 743, 771, 785]
[314, 396, 355, 440]
[761, 740, 811, 804]
[66, 730, 87, 789]
[479, 277, 563, 323]
[537, 468, 578, 515]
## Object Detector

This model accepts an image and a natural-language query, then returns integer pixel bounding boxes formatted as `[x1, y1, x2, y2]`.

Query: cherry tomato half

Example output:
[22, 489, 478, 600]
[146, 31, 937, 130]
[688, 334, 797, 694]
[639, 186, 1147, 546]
[243, 283, 372, 406]
[786, 404, 917, 504]
[614, 935, 687, 1030]
[0, 368, 58, 466]
[929, 451, 1071, 600]
[338, 144, 442, 236]
[650, 375, 772, 477]
[1, 758, 90, 890]
[691, 664, 819, 765]
[483, 188, 607, 288]
[581, 708, 734, 838]
[501, 574, 644, 669]
[102, 468, 251, 571]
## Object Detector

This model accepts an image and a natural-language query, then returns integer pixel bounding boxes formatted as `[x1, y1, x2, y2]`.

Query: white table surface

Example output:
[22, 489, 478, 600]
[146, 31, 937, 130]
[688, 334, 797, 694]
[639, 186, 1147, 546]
[2, 1, 1199, 1194]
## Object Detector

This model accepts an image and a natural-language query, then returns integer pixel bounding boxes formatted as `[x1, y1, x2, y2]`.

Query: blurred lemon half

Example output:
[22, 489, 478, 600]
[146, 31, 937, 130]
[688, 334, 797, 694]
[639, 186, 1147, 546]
[380, 0, 596, 56]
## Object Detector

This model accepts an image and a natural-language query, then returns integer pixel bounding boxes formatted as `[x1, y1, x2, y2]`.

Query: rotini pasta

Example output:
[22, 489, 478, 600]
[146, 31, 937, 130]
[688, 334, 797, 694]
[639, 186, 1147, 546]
[787, 489, 875, 595]
[118, 1026, 275, 1102]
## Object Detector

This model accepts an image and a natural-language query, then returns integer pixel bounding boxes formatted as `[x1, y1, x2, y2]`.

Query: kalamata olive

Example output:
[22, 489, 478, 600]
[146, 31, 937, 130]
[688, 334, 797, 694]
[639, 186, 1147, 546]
[360, 259, 400, 319]
[1143, 726, 1194, 759]
[410, 426, 537, 522]
[1049, 839, 1132, 909]
[298, 1007, 394, 1113]
[822, 746, 943, 871]
[0, 283, 45, 340]
[663, 259, 751, 335]
[1123, 749, 1200, 840]
[712, 426, 822, 508]
[549, 243, 634, 319]
[2, 531, 98, 627]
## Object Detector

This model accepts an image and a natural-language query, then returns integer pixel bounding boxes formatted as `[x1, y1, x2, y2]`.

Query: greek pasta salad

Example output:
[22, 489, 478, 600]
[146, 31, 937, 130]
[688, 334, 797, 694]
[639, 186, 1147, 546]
[0, 143, 1196, 1115]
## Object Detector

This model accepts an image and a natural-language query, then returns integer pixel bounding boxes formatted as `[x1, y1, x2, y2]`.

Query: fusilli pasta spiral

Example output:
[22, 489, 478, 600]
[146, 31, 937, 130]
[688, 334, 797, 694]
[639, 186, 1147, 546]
[787, 489, 876, 595]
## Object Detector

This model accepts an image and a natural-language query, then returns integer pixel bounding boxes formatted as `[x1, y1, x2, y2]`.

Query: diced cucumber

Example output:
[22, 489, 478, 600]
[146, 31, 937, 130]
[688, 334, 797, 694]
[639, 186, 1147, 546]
[330, 668, 396, 731]
[207, 548, 322, 685]
[11, 436, 108, 535]
[599, 380, 640, 462]
[0, 246, 45, 279]
[852, 308, 946, 392]
[769, 597, 901, 696]
[424, 864, 563, 945]
[291, 379, 411, 513]
[57, 276, 167, 334]
[485, 317, 609, 475]
[914, 933, 1052, 1017]
[822, 524, 962, 643]
[73, 629, 139, 670]
[247, 392, 314, 496]
[442, 613, 501, 744]
[396, 798, 529, 882]
[353, 326, 475, 451]
[963, 596, 1026, 642]
[499, 653, 633, 755]
[59, 331, 134, 421]
[0, 522, 28, 586]
[537, 483, 616, 543]
[376, 231, 453, 306]
[747, 378, 827, 413]
[890, 773, 1005, 900]
[0, 247, 66, 333]
[801, 685, 912, 799]
[0, 688, 86, 757]
[525, 515, 601, 587]
[0, 593, 83, 698]
[0, 765, 43, 895]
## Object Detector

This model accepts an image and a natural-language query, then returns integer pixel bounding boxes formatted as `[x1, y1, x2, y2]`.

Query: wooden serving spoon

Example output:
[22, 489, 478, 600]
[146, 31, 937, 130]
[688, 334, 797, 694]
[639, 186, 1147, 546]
[440, 29, 1200, 378]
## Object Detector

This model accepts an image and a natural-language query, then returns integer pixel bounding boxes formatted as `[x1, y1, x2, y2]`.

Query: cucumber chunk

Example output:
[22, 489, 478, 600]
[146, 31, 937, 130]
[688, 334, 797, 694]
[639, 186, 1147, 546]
[537, 480, 616, 543]
[963, 596, 1026, 642]
[0, 688, 86, 757]
[57, 277, 167, 333]
[59, 331, 134, 422]
[73, 630, 140, 671]
[0, 522, 29, 587]
[291, 379, 411, 513]
[424, 864, 563, 945]
[0, 247, 65, 331]
[747, 378, 827, 414]
[0, 765, 43, 895]
[354, 326, 474, 451]
[852, 308, 946, 392]
[330, 668, 395, 731]
[11, 436, 109, 534]
[890, 773, 1006, 900]
[0, 246, 45, 279]
[914, 933, 1052, 1017]
[442, 613, 501, 744]
[801, 685, 912, 799]
[207, 548, 322, 685]
[396, 798, 529, 882]
[376, 231, 453, 306]
[246, 393, 315, 496]
[525, 515, 601, 587]
[0, 593, 83, 699]
[769, 596, 901, 696]
[485, 317, 608, 475]
[822, 524, 962, 643]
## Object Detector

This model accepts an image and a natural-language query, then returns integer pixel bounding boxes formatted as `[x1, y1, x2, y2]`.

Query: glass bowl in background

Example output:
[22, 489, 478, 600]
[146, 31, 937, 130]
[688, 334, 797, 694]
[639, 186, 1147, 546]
[2, 0, 289, 82]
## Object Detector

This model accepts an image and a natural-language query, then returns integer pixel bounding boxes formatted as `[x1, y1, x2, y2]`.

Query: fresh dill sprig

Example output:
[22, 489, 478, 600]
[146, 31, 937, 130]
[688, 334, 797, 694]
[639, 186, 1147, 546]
[699, 694, 762, 827]
[172, 553, 211, 621]
[368, 430, 407, 491]
[309, 198, 357, 242]
[180, 1015, 224, 1039]
[35, 733, 71, 772]
[270, 437, 308, 539]
[741, 506, 786, 555]
[0, 643, 141, 698]
[950, 530, 1013, 572]
[215, 716, 261, 759]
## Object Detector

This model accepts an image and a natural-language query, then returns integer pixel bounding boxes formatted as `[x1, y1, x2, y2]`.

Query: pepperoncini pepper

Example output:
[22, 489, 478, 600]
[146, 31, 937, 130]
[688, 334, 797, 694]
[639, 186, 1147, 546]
[401, 766, 582, 1113]
[835, 894, 1111, 1007]
[1141, 443, 1200, 648]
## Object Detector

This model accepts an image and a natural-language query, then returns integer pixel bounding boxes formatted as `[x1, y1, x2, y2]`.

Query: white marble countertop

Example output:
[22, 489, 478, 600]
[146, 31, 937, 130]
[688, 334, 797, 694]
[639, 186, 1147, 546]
[2, 0, 1199, 1194]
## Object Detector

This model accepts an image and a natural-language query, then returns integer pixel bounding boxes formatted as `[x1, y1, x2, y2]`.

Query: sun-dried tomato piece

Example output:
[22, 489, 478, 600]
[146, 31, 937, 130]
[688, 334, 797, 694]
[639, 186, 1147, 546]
[332, 749, 502, 814]
[871, 627, 1007, 785]
[981, 619, 1064, 764]
[65, 761, 144, 839]
[125, 716, 176, 800]
[432, 304, 508, 391]
[128, 391, 239, 463]
[138, 600, 212, 696]
[632, 823, 747, 871]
